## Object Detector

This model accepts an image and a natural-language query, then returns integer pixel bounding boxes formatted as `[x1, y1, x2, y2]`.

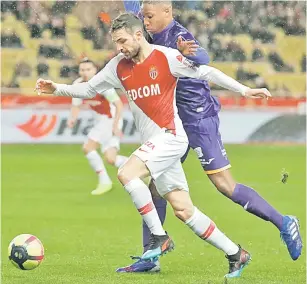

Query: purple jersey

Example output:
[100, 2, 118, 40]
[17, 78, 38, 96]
[152, 20, 221, 123]
[123, 1, 221, 123]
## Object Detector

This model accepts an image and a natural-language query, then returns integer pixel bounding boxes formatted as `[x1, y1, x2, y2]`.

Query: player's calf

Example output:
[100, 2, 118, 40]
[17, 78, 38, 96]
[165, 189, 195, 221]
[104, 149, 117, 166]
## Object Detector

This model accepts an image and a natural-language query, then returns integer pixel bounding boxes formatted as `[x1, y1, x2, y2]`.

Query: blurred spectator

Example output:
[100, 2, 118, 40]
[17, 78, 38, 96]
[254, 76, 269, 89]
[81, 26, 97, 41]
[268, 49, 294, 72]
[51, 16, 65, 38]
[226, 41, 246, 62]
[284, 18, 306, 36]
[236, 64, 259, 81]
[251, 40, 265, 61]
[1, 29, 22, 48]
[15, 62, 31, 77]
[15, 1, 30, 21]
[250, 19, 275, 43]
[210, 39, 227, 62]
[37, 61, 50, 77]
[52, 1, 76, 15]
[301, 55, 306, 72]
[7, 72, 20, 88]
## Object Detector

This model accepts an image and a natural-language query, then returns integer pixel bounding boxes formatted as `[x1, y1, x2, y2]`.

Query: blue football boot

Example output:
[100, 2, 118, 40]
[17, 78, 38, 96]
[280, 215, 302, 260]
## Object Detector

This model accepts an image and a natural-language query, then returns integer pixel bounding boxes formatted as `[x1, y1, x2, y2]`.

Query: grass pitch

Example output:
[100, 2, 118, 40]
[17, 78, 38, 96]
[1, 144, 306, 284]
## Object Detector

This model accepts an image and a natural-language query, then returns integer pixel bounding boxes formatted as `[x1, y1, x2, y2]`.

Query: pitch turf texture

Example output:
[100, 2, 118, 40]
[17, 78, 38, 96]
[2, 144, 306, 284]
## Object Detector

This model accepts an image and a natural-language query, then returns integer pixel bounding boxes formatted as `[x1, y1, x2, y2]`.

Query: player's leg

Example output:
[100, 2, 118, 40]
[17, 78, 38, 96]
[187, 115, 302, 260]
[117, 153, 173, 256]
[102, 137, 128, 168]
[116, 132, 189, 273]
[82, 138, 113, 195]
[208, 169, 302, 260]
[156, 161, 251, 278]
[87, 117, 114, 195]
[142, 180, 167, 252]
[141, 146, 190, 253]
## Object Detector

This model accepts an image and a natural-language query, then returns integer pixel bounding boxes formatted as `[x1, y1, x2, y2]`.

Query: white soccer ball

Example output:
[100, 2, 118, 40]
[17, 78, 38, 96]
[8, 234, 44, 270]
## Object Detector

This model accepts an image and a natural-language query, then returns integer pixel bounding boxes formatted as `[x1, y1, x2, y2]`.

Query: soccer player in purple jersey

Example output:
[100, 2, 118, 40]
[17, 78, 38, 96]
[116, 0, 302, 273]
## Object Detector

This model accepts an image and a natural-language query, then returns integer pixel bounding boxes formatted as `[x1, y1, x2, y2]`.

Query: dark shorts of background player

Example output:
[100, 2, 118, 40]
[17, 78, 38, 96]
[181, 115, 231, 174]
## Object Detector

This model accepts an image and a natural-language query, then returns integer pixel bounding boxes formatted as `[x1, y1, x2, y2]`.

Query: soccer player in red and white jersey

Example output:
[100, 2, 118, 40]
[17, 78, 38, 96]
[67, 59, 128, 195]
[35, 13, 271, 277]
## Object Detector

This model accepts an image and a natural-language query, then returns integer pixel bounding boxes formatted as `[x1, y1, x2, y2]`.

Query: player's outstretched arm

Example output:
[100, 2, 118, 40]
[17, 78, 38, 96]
[167, 49, 271, 99]
[35, 78, 96, 98]
[35, 59, 121, 98]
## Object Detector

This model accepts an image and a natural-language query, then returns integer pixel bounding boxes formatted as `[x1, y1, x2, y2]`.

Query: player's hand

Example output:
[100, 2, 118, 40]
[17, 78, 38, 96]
[177, 36, 199, 56]
[67, 119, 76, 128]
[35, 78, 56, 95]
[244, 88, 272, 100]
[112, 124, 123, 138]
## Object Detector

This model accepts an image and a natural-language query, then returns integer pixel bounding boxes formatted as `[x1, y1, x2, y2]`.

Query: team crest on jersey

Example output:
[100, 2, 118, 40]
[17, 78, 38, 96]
[149, 66, 158, 80]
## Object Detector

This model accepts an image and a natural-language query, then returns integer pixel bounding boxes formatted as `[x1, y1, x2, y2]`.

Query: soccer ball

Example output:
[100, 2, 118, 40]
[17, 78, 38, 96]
[8, 234, 44, 270]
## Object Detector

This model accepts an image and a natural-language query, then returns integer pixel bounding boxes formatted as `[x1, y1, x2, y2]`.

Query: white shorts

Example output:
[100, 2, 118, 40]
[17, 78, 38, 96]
[133, 132, 189, 196]
[87, 114, 121, 153]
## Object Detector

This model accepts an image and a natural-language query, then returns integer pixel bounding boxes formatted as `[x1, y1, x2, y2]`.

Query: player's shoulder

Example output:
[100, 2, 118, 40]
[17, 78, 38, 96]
[153, 45, 181, 59]
[107, 53, 126, 67]
[172, 21, 195, 39]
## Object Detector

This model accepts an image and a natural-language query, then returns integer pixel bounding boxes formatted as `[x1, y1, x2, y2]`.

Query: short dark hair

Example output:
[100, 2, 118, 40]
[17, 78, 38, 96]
[110, 12, 144, 34]
[79, 58, 96, 67]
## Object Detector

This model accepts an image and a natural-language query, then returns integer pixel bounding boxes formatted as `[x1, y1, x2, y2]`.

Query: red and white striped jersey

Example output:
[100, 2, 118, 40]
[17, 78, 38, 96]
[56, 45, 248, 142]
[89, 45, 192, 142]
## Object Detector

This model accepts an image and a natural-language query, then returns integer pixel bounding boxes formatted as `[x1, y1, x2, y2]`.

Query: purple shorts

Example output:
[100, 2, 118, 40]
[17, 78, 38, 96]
[181, 115, 231, 174]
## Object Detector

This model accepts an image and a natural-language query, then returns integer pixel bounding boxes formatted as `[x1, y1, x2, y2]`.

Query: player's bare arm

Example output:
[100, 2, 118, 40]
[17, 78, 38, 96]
[67, 105, 81, 128]
[103, 88, 124, 137]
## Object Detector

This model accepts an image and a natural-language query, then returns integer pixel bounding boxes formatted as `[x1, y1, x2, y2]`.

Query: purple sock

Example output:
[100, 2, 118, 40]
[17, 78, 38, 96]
[231, 183, 283, 230]
[143, 197, 167, 253]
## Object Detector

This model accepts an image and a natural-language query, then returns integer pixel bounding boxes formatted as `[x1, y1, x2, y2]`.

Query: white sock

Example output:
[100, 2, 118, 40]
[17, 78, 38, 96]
[124, 178, 165, 236]
[86, 151, 112, 184]
[114, 155, 129, 168]
[185, 207, 239, 255]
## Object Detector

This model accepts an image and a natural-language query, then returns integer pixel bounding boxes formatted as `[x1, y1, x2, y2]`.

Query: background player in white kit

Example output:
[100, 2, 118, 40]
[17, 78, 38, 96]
[35, 13, 272, 278]
[67, 58, 128, 195]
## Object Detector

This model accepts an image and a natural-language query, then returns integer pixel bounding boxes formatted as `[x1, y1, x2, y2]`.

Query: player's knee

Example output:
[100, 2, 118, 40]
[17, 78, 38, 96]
[117, 166, 131, 185]
[105, 154, 116, 166]
[174, 206, 194, 222]
[82, 144, 91, 155]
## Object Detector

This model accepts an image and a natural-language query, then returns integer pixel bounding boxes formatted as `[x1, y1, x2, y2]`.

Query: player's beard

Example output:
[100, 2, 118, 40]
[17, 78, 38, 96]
[131, 46, 141, 60]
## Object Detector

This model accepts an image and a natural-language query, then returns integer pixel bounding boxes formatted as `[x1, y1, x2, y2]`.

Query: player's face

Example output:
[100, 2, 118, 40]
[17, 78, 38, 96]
[111, 28, 141, 60]
[142, 3, 169, 34]
[79, 62, 97, 81]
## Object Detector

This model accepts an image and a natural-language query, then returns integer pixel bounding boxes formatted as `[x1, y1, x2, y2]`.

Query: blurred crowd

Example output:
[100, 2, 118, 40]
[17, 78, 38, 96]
[1, 0, 306, 93]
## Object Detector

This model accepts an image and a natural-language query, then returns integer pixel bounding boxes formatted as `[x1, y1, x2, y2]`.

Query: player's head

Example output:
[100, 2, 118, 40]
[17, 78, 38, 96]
[79, 59, 97, 81]
[141, 0, 173, 34]
[110, 13, 145, 60]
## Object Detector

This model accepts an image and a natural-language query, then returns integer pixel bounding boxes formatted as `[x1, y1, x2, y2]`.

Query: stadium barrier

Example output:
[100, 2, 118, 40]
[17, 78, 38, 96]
[2, 108, 305, 144]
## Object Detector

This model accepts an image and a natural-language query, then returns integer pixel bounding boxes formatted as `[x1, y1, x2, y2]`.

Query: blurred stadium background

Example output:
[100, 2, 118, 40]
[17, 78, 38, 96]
[1, 0, 306, 144]
[1, 1, 306, 283]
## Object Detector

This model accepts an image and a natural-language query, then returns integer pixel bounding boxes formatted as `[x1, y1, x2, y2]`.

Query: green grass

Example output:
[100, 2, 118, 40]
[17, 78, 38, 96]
[1, 144, 306, 284]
